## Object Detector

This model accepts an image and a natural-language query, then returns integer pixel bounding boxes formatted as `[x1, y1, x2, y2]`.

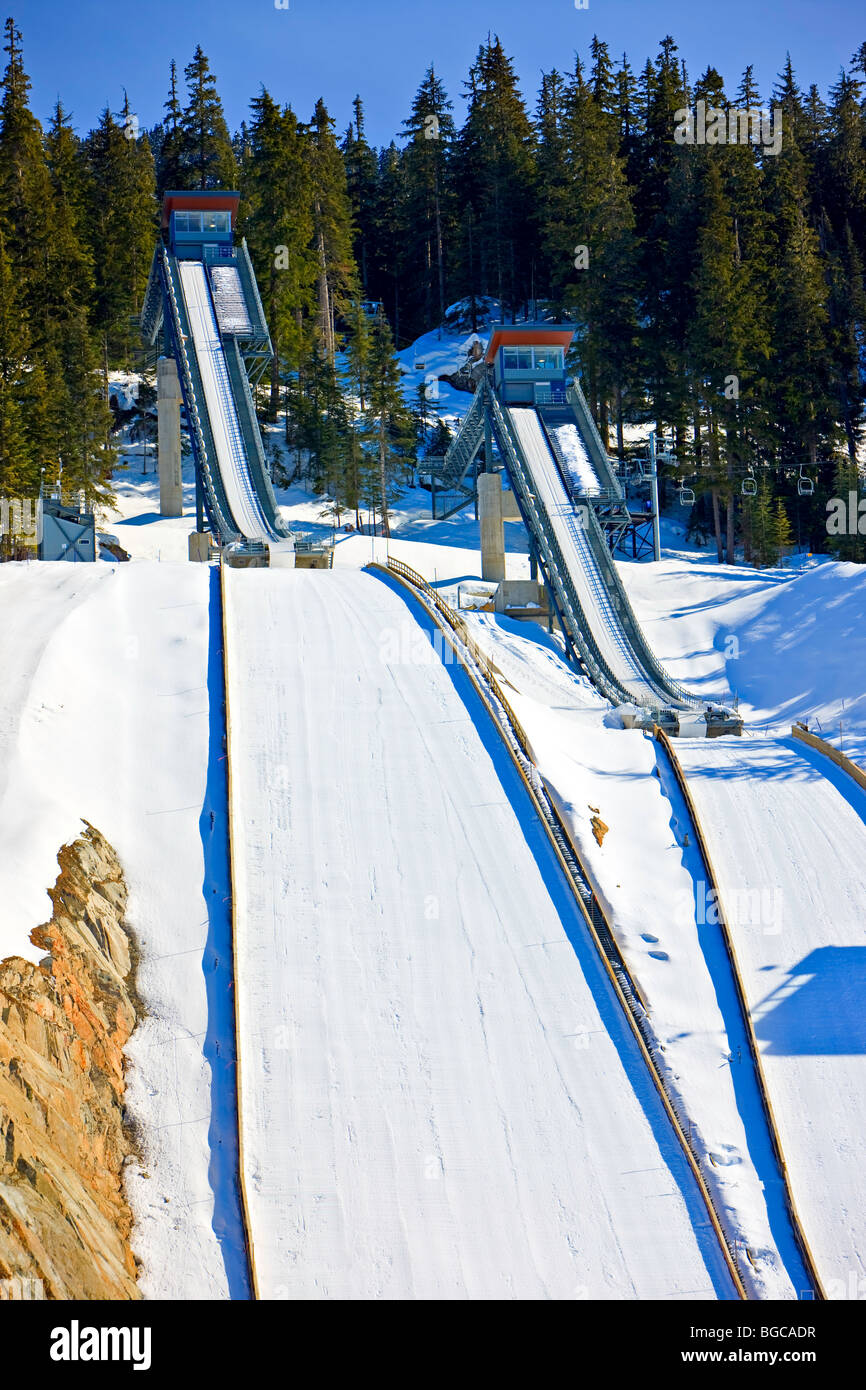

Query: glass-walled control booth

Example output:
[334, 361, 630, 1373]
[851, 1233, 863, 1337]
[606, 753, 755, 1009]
[487, 326, 574, 405]
[163, 192, 240, 260]
[501, 345, 564, 373]
[173, 210, 232, 235]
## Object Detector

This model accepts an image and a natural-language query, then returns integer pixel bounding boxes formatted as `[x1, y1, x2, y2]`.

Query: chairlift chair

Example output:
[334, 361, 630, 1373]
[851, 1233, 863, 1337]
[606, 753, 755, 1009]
[797, 465, 814, 497]
[742, 468, 757, 498]
[679, 481, 695, 506]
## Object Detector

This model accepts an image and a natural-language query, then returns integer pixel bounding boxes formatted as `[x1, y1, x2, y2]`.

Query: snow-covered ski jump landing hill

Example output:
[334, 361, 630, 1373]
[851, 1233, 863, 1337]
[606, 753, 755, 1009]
[223, 566, 735, 1300]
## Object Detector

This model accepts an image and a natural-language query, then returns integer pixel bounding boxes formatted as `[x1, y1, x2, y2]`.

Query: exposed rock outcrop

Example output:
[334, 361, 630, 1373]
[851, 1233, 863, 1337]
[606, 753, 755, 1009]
[589, 809, 609, 847]
[0, 824, 142, 1299]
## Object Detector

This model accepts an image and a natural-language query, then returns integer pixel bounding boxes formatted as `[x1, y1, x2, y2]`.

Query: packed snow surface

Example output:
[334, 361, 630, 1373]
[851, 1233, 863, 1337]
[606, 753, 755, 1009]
[223, 566, 735, 1300]
[549, 421, 600, 496]
[619, 553, 866, 759]
[675, 735, 866, 1297]
[208, 264, 253, 336]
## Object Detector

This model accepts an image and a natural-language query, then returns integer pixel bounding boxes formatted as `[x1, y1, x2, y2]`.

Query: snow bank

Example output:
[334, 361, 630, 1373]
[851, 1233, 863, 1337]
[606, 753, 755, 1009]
[619, 553, 866, 760]
[0, 563, 242, 1299]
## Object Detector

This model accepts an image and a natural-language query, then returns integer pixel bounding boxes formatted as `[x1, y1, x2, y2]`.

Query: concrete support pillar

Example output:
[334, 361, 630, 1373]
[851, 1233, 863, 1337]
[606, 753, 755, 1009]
[157, 356, 183, 518]
[188, 531, 211, 563]
[484, 410, 493, 472]
[478, 472, 507, 582]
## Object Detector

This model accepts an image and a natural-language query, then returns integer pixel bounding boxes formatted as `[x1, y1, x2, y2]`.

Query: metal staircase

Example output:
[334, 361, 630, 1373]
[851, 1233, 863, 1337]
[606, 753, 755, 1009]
[431, 387, 486, 518]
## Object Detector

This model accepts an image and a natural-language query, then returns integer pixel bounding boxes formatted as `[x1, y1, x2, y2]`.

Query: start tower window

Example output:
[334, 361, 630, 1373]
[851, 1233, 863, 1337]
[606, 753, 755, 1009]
[503, 347, 532, 370]
[174, 209, 231, 234]
[533, 347, 563, 370]
[203, 210, 231, 232]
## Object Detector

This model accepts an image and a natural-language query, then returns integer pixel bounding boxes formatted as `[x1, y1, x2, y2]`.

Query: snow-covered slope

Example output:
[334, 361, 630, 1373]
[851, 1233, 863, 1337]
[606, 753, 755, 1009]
[461, 610, 810, 1299]
[0, 562, 244, 1299]
[223, 565, 735, 1300]
[676, 735, 866, 1298]
[620, 553, 866, 761]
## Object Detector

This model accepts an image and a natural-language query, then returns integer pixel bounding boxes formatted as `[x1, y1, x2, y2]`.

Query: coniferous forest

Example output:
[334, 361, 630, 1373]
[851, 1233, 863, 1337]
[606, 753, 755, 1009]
[1, 17, 865, 562]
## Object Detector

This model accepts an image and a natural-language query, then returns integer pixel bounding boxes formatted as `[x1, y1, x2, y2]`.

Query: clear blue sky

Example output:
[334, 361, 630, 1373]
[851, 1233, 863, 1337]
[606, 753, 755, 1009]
[15, 0, 866, 144]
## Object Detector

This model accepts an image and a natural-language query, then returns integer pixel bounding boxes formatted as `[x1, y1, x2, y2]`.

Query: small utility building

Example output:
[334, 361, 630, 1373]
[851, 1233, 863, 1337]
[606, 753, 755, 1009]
[486, 325, 574, 406]
[162, 190, 239, 261]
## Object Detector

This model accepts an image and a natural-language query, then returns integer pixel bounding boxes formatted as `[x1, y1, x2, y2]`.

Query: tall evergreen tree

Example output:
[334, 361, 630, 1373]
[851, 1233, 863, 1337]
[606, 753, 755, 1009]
[371, 141, 406, 340]
[0, 18, 54, 327]
[85, 103, 158, 372]
[242, 90, 316, 414]
[763, 69, 835, 466]
[452, 37, 536, 318]
[306, 98, 358, 362]
[155, 59, 187, 194]
[180, 46, 238, 189]
[44, 103, 97, 325]
[400, 66, 456, 335]
[0, 22, 114, 505]
[363, 310, 414, 536]
[0, 229, 42, 496]
[342, 95, 379, 297]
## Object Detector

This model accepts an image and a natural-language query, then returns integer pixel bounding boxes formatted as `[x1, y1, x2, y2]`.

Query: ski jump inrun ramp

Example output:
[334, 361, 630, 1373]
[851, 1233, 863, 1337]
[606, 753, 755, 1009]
[437, 383, 739, 732]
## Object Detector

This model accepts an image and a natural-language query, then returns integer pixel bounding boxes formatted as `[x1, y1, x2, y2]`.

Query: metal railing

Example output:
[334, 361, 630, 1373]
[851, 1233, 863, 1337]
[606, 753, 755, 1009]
[224, 338, 292, 541]
[236, 239, 272, 347]
[140, 247, 165, 344]
[436, 387, 485, 492]
[573, 472, 703, 709]
[203, 244, 238, 263]
[426, 375, 705, 712]
[500, 390, 702, 710]
[487, 387, 643, 708]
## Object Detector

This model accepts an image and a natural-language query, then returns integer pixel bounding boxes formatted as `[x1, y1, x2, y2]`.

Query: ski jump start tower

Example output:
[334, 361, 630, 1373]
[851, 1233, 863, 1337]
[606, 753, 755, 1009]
[429, 323, 740, 735]
[140, 190, 296, 565]
[432, 322, 652, 557]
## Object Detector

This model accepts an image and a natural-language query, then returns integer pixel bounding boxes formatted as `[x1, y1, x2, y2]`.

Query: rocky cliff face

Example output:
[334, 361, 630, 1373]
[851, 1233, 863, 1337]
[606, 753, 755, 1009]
[0, 824, 141, 1299]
